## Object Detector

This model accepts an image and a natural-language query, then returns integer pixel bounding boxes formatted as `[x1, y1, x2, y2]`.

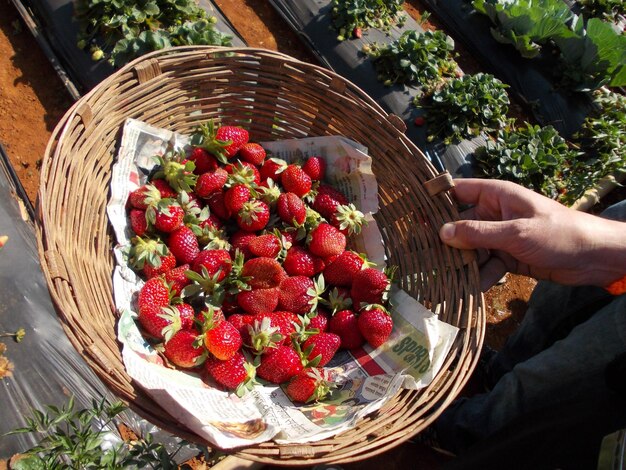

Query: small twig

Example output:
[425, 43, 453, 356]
[0, 328, 26, 343]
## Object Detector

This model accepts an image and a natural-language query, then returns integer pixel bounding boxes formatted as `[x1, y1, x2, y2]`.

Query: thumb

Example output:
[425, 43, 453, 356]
[439, 220, 520, 251]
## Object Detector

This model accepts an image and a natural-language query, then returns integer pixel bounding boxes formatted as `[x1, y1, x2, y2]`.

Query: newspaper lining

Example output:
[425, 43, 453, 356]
[109, 118, 458, 449]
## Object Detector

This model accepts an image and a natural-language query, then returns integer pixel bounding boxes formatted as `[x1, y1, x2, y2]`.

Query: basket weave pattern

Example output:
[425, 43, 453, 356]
[37, 47, 484, 465]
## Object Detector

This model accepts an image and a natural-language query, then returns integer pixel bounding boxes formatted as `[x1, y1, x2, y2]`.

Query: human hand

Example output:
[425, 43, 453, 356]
[439, 179, 626, 291]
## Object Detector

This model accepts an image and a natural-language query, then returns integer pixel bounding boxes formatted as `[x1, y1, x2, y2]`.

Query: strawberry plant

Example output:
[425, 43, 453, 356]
[418, 73, 510, 145]
[577, 0, 626, 22]
[330, 0, 407, 41]
[473, 122, 582, 201]
[75, 0, 232, 67]
[364, 30, 458, 89]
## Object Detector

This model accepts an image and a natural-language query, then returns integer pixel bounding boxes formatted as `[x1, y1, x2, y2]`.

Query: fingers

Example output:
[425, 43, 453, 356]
[439, 219, 524, 252]
[479, 258, 509, 292]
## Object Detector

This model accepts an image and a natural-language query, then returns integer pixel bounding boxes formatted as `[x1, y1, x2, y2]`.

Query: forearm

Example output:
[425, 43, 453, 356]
[577, 215, 626, 288]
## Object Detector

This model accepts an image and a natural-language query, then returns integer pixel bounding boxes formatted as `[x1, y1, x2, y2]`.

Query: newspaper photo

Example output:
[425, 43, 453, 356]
[109, 118, 458, 449]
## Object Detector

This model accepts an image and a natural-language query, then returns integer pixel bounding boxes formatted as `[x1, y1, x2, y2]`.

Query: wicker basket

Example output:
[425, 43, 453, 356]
[37, 46, 484, 465]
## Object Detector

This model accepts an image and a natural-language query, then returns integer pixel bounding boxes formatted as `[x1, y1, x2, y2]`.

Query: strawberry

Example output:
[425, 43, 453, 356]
[137, 277, 171, 317]
[197, 305, 226, 325]
[151, 179, 177, 199]
[228, 313, 256, 344]
[265, 310, 298, 345]
[237, 287, 280, 315]
[302, 332, 341, 367]
[329, 203, 366, 236]
[203, 319, 242, 360]
[229, 230, 257, 259]
[329, 309, 365, 350]
[163, 329, 207, 368]
[239, 142, 266, 166]
[281, 164, 312, 197]
[309, 308, 330, 333]
[323, 286, 353, 313]
[357, 305, 393, 348]
[312, 185, 348, 219]
[352, 27, 362, 39]
[323, 251, 365, 287]
[207, 191, 230, 220]
[350, 267, 390, 309]
[248, 233, 282, 258]
[414, 116, 425, 126]
[257, 345, 303, 384]
[224, 184, 251, 214]
[192, 249, 232, 282]
[307, 223, 346, 259]
[153, 151, 197, 193]
[195, 168, 228, 198]
[302, 156, 326, 181]
[216, 125, 249, 158]
[136, 280, 178, 340]
[246, 315, 284, 354]
[129, 209, 149, 236]
[260, 158, 287, 183]
[205, 351, 257, 395]
[176, 303, 197, 330]
[242, 257, 287, 289]
[285, 368, 334, 403]
[236, 200, 270, 232]
[283, 246, 325, 277]
[278, 275, 324, 315]
[164, 264, 191, 297]
[151, 201, 185, 233]
[189, 147, 218, 175]
[129, 236, 168, 273]
[277, 192, 306, 226]
[128, 183, 161, 210]
[168, 225, 200, 265]
[225, 160, 261, 186]
[143, 251, 177, 279]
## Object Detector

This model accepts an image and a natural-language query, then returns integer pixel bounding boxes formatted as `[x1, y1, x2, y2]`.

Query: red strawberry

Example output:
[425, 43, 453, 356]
[236, 200, 270, 232]
[260, 158, 287, 183]
[197, 306, 226, 325]
[329, 203, 366, 236]
[230, 230, 257, 259]
[228, 313, 256, 344]
[129, 209, 149, 236]
[323, 251, 365, 287]
[137, 277, 170, 316]
[281, 164, 312, 197]
[357, 306, 393, 348]
[225, 160, 261, 186]
[329, 309, 365, 350]
[189, 147, 218, 175]
[239, 142, 266, 166]
[350, 268, 390, 309]
[302, 156, 326, 181]
[196, 168, 228, 198]
[283, 246, 325, 277]
[152, 202, 185, 233]
[265, 310, 298, 345]
[303, 332, 341, 367]
[277, 192, 306, 226]
[205, 351, 257, 394]
[163, 329, 207, 368]
[203, 320, 242, 360]
[237, 287, 280, 315]
[224, 184, 251, 214]
[192, 249, 232, 282]
[176, 303, 197, 330]
[312, 185, 348, 219]
[257, 345, 303, 384]
[216, 125, 249, 158]
[414, 116, 425, 126]
[143, 252, 177, 279]
[151, 179, 177, 199]
[164, 264, 191, 297]
[137, 279, 176, 339]
[168, 226, 200, 265]
[242, 257, 287, 289]
[308, 223, 346, 259]
[285, 368, 334, 403]
[129, 183, 161, 210]
[278, 276, 318, 315]
[352, 27, 362, 38]
[207, 191, 230, 220]
[309, 308, 330, 332]
[248, 233, 282, 258]
[246, 314, 285, 354]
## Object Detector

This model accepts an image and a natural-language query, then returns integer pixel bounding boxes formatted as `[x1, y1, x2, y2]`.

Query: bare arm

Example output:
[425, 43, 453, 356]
[439, 179, 626, 291]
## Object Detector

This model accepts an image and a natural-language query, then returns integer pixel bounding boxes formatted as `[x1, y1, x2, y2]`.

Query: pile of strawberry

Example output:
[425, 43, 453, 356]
[127, 121, 395, 402]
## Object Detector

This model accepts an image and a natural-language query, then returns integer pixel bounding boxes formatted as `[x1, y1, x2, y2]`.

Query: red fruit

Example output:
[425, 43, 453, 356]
[414, 116, 425, 126]
[312, 185, 348, 219]
[176, 303, 196, 330]
[265, 310, 299, 345]
[237, 287, 280, 315]
[204, 320, 242, 360]
[260, 158, 287, 183]
[303, 332, 341, 367]
[302, 156, 326, 181]
[281, 164, 312, 197]
[137, 277, 170, 315]
[164, 329, 207, 368]
[236, 200, 270, 232]
[168, 226, 200, 265]
[283, 246, 325, 277]
[137, 278, 175, 339]
[277, 192, 306, 226]
[225, 161, 261, 186]
[192, 249, 232, 282]
[352, 27, 362, 39]
[309, 308, 330, 332]
[278, 276, 315, 315]
[246, 314, 285, 354]
[329, 309, 365, 350]
[248, 233, 282, 258]
[207, 191, 230, 220]
[164, 264, 191, 297]
[129, 209, 149, 236]
[286, 368, 334, 403]
[329, 203, 366, 236]
[308, 223, 346, 259]
[189, 147, 219, 175]
[242, 257, 287, 289]
[350, 268, 390, 309]
[197, 306, 226, 325]
[228, 313, 256, 345]
[205, 351, 256, 392]
[239, 142, 266, 166]
[143, 252, 177, 279]
[196, 168, 228, 198]
[153, 203, 185, 233]
[357, 306, 393, 348]
[323, 251, 365, 287]
[216, 125, 249, 158]
[230, 230, 257, 259]
[151, 179, 177, 199]
[257, 345, 303, 384]
[224, 184, 251, 214]
[129, 183, 161, 210]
